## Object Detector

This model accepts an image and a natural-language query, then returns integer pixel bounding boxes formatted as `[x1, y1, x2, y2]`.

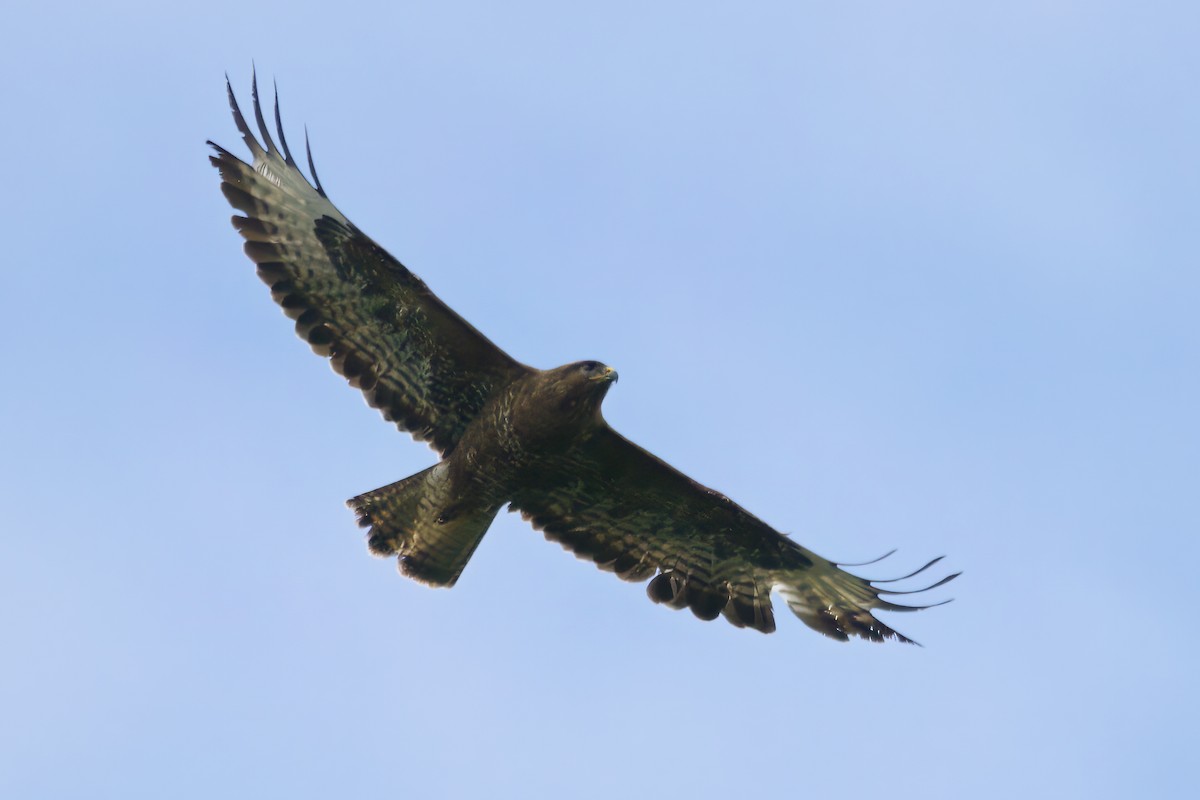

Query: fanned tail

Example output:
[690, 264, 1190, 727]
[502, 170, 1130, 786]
[348, 465, 500, 587]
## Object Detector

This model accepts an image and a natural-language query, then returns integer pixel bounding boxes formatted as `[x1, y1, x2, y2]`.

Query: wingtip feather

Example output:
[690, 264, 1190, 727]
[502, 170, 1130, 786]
[250, 68, 279, 156]
[304, 124, 327, 197]
[272, 78, 300, 169]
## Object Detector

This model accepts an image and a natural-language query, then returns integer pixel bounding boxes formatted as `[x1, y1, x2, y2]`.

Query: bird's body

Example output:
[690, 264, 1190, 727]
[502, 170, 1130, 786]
[210, 75, 957, 641]
[353, 361, 618, 586]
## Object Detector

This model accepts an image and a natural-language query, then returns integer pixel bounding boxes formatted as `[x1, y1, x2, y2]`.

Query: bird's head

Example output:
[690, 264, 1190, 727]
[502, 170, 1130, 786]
[546, 360, 619, 419]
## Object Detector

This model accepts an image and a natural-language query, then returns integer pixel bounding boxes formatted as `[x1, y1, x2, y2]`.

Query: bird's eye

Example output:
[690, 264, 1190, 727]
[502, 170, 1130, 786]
[582, 361, 598, 372]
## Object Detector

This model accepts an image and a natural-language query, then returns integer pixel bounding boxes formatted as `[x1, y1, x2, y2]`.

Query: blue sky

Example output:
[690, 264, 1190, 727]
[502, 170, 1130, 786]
[2, 2, 1197, 797]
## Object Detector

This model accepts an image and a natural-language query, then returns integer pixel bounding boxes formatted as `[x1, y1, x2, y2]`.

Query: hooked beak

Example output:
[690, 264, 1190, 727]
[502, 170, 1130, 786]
[589, 366, 619, 383]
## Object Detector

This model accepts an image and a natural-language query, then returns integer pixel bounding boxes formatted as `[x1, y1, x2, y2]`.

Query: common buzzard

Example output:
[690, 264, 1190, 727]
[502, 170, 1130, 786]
[210, 76, 957, 641]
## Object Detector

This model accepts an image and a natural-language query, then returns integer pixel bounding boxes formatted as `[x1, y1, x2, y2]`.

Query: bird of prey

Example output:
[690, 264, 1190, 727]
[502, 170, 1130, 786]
[209, 75, 957, 642]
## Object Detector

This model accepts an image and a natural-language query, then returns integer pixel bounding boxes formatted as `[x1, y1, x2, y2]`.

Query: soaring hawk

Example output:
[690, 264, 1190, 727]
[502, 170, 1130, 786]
[209, 75, 957, 642]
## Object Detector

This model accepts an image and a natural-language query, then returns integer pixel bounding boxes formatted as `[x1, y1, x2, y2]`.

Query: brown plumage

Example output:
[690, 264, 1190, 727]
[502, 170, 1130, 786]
[210, 74, 958, 642]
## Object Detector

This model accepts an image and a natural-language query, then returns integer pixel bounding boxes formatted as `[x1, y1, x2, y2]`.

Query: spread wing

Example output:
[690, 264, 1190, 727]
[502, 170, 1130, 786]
[511, 427, 957, 641]
[209, 75, 532, 455]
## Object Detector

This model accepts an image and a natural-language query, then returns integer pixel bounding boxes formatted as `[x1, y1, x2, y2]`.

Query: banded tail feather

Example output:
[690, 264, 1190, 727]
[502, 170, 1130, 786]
[349, 465, 501, 587]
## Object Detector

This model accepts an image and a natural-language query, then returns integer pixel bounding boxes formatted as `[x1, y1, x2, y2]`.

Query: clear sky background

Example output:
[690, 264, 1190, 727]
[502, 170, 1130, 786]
[2, 2, 1197, 798]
